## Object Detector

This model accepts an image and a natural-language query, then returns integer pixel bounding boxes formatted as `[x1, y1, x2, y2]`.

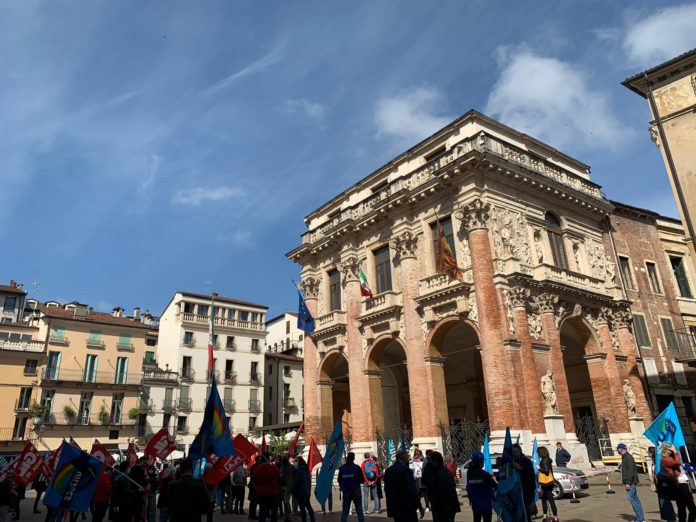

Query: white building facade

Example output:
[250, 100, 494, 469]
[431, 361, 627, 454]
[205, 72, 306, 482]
[157, 292, 268, 445]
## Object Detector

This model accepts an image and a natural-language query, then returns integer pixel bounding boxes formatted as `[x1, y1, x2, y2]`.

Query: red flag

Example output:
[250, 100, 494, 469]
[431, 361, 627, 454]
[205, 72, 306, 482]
[145, 429, 177, 460]
[90, 440, 116, 467]
[10, 442, 46, 487]
[204, 454, 245, 486]
[46, 447, 61, 476]
[260, 435, 267, 454]
[127, 442, 139, 467]
[233, 434, 259, 460]
[288, 422, 304, 457]
[435, 221, 462, 281]
[307, 438, 322, 471]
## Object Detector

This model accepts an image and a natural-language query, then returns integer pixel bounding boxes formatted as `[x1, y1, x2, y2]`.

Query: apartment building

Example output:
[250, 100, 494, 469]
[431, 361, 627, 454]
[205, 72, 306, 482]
[29, 302, 149, 450]
[157, 292, 267, 445]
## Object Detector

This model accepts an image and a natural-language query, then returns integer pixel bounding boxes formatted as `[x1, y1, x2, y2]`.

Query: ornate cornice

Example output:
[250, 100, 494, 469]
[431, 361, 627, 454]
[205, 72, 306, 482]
[299, 276, 321, 298]
[391, 230, 419, 259]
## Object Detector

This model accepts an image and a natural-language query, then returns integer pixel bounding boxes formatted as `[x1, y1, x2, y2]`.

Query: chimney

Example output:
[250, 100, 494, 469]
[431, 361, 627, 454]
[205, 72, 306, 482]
[133, 307, 141, 321]
[112, 306, 124, 318]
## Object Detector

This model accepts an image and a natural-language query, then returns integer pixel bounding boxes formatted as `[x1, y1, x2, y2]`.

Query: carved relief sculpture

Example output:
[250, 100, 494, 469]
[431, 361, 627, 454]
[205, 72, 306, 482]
[533, 228, 544, 264]
[541, 370, 558, 414]
[468, 293, 478, 324]
[572, 241, 581, 270]
[491, 207, 532, 265]
[605, 256, 617, 286]
[503, 289, 516, 338]
[623, 379, 637, 416]
[508, 287, 530, 309]
[585, 240, 607, 280]
[527, 309, 543, 340]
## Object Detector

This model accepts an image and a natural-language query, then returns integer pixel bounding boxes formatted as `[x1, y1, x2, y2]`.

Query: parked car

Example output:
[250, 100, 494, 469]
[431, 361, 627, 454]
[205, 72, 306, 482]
[458, 454, 589, 500]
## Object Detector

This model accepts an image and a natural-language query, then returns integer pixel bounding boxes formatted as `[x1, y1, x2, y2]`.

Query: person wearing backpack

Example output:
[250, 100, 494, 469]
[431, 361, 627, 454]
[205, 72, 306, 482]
[537, 446, 558, 522]
[360, 452, 381, 514]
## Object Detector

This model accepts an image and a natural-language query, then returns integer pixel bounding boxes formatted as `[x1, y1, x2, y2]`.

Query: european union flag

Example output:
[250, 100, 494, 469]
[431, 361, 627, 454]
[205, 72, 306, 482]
[315, 420, 344, 506]
[44, 441, 103, 514]
[189, 377, 235, 460]
[644, 401, 687, 474]
[297, 291, 315, 334]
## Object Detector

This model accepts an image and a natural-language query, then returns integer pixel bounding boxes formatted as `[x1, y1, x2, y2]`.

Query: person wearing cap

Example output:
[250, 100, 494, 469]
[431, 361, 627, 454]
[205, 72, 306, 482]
[617, 443, 645, 522]
[465, 451, 496, 522]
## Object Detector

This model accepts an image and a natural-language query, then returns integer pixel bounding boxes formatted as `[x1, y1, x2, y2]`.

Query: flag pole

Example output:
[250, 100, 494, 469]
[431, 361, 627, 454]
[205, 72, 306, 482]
[208, 292, 217, 386]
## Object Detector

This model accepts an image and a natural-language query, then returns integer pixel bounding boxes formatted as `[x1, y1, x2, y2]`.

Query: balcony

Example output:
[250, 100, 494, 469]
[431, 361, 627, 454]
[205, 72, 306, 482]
[248, 400, 261, 412]
[672, 329, 696, 363]
[224, 371, 237, 384]
[283, 397, 297, 410]
[177, 398, 192, 412]
[180, 368, 195, 381]
[176, 425, 189, 436]
[181, 313, 264, 332]
[23, 367, 38, 376]
[142, 369, 179, 383]
[251, 344, 261, 353]
[41, 368, 142, 386]
[14, 399, 32, 413]
[162, 400, 176, 413]
[315, 311, 347, 332]
[35, 412, 131, 427]
[224, 399, 236, 413]
[0, 339, 45, 353]
[48, 335, 69, 346]
[86, 339, 105, 349]
[224, 343, 237, 352]
[139, 399, 154, 413]
[182, 340, 196, 348]
[117, 342, 135, 352]
[532, 263, 606, 293]
[249, 373, 262, 386]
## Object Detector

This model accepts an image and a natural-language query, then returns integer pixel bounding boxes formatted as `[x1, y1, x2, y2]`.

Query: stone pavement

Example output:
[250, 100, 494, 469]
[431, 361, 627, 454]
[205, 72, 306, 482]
[17, 479, 669, 522]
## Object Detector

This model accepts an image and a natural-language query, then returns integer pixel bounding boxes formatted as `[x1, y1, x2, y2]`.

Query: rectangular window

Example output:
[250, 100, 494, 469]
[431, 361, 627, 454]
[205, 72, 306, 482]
[284, 366, 291, 377]
[110, 393, 124, 424]
[177, 416, 187, 432]
[619, 256, 635, 290]
[84, 354, 98, 383]
[251, 339, 259, 352]
[40, 390, 55, 420]
[183, 331, 194, 346]
[144, 351, 156, 363]
[183, 302, 195, 314]
[12, 417, 27, 440]
[670, 256, 693, 298]
[250, 388, 258, 402]
[182, 356, 193, 378]
[328, 269, 342, 311]
[269, 386, 273, 401]
[268, 363, 273, 375]
[141, 386, 151, 408]
[643, 358, 659, 384]
[3, 296, 17, 311]
[251, 312, 259, 322]
[673, 362, 687, 385]
[374, 245, 393, 294]
[115, 357, 128, 384]
[146, 338, 156, 347]
[163, 413, 171, 429]
[547, 231, 568, 269]
[46, 351, 61, 379]
[283, 383, 290, 399]
[646, 262, 662, 293]
[431, 218, 457, 267]
[117, 333, 132, 350]
[212, 334, 218, 347]
[78, 392, 93, 425]
[251, 361, 258, 379]
[164, 388, 174, 410]
[225, 360, 235, 380]
[284, 413, 291, 423]
[226, 336, 235, 349]
[660, 318, 679, 352]
[286, 321, 290, 334]
[87, 330, 102, 347]
[632, 314, 651, 347]
[224, 387, 233, 409]
[198, 305, 209, 317]
[249, 417, 257, 429]
[24, 359, 38, 376]
[49, 325, 65, 342]
[227, 309, 235, 320]
[238, 310, 249, 321]
[17, 387, 32, 409]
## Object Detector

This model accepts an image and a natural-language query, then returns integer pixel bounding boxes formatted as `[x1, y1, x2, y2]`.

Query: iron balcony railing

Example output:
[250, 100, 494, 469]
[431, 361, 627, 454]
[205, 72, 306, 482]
[249, 373, 262, 386]
[248, 400, 261, 412]
[23, 366, 38, 376]
[180, 368, 195, 381]
[224, 371, 237, 384]
[177, 398, 192, 412]
[86, 338, 105, 348]
[672, 328, 696, 363]
[139, 399, 154, 412]
[48, 335, 69, 345]
[283, 397, 297, 409]
[162, 400, 176, 413]
[34, 412, 132, 426]
[14, 399, 32, 412]
[42, 368, 141, 385]
[117, 342, 135, 352]
[225, 343, 237, 352]
[224, 399, 236, 413]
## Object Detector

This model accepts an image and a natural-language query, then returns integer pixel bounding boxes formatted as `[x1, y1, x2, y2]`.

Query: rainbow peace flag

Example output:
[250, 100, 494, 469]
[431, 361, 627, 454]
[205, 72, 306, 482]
[43, 441, 103, 513]
[189, 377, 235, 460]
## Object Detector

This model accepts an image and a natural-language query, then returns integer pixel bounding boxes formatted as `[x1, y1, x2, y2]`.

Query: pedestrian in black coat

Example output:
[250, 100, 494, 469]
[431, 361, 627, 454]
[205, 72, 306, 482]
[423, 452, 460, 522]
[384, 450, 421, 522]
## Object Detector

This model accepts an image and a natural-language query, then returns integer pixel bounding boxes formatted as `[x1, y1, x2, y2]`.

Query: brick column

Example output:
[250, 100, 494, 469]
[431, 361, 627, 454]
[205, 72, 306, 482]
[340, 256, 372, 442]
[509, 287, 545, 433]
[595, 310, 631, 433]
[536, 293, 575, 432]
[424, 356, 449, 432]
[614, 309, 652, 422]
[365, 370, 385, 434]
[458, 199, 518, 431]
[300, 276, 322, 444]
[392, 231, 436, 437]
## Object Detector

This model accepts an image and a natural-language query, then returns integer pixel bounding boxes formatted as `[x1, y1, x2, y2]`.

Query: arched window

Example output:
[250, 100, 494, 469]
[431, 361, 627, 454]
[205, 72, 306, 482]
[545, 212, 568, 269]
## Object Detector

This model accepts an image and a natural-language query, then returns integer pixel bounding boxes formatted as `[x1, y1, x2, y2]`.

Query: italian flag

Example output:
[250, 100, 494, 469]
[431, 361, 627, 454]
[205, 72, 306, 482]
[359, 267, 373, 298]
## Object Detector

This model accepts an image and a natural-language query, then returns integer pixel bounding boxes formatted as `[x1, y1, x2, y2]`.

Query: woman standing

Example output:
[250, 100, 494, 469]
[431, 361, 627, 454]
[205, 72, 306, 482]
[536, 447, 558, 522]
[661, 444, 696, 522]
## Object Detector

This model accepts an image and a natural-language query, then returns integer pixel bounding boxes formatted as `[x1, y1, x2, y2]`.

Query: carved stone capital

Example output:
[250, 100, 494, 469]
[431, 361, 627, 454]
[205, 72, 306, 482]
[597, 307, 614, 325]
[339, 256, 361, 283]
[299, 276, 321, 298]
[508, 287, 530, 309]
[391, 231, 418, 259]
[613, 309, 633, 330]
[457, 198, 491, 234]
[535, 293, 558, 314]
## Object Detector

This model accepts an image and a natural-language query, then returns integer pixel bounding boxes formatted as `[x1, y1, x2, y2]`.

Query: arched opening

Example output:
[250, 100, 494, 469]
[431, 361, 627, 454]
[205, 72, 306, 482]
[432, 320, 487, 422]
[545, 211, 568, 269]
[560, 317, 601, 418]
[367, 338, 411, 433]
[318, 351, 350, 433]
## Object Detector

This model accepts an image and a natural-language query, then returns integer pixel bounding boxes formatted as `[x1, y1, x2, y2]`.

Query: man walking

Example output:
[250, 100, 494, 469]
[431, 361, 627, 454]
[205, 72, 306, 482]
[168, 459, 211, 522]
[554, 442, 571, 468]
[338, 452, 365, 522]
[618, 443, 645, 522]
[384, 449, 421, 522]
[360, 452, 381, 514]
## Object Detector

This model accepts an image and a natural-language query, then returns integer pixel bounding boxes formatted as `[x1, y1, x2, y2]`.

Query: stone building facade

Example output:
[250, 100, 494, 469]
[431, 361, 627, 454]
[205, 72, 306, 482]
[288, 111, 654, 467]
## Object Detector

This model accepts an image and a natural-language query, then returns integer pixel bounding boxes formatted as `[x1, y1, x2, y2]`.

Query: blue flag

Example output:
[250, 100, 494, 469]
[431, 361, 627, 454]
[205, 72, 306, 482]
[297, 291, 315, 334]
[493, 428, 527, 522]
[388, 439, 396, 462]
[483, 432, 492, 473]
[644, 402, 687, 474]
[189, 377, 235, 460]
[400, 432, 408, 452]
[315, 420, 344, 505]
[531, 437, 539, 503]
[43, 441, 103, 514]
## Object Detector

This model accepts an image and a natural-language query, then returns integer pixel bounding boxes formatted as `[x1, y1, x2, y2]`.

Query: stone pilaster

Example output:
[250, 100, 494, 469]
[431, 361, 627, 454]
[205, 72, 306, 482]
[300, 276, 322, 443]
[317, 380, 334, 440]
[614, 309, 652, 422]
[509, 287, 545, 434]
[424, 355, 449, 431]
[458, 198, 518, 430]
[364, 370, 385, 434]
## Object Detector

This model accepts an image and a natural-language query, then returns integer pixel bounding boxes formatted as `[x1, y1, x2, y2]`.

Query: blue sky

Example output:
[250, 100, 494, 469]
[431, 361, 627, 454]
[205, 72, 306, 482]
[2, 1, 695, 318]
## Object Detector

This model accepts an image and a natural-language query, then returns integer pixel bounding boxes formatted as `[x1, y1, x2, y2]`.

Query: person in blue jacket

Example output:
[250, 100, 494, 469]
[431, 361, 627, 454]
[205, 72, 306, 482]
[465, 451, 497, 522]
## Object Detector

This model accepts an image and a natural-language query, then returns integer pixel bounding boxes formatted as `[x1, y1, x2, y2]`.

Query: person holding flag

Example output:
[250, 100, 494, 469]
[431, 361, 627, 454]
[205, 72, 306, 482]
[493, 428, 527, 522]
[315, 421, 344, 508]
[660, 444, 695, 522]
[465, 451, 496, 522]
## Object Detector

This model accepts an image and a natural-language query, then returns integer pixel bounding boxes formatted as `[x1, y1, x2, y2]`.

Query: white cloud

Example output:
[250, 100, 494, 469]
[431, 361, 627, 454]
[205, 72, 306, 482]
[284, 98, 325, 120]
[485, 49, 632, 151]
[374, 86, 451, 143]
[217, 229, 255, 248]
[171, 186, 244, 206]
[624, 4, 696, 66]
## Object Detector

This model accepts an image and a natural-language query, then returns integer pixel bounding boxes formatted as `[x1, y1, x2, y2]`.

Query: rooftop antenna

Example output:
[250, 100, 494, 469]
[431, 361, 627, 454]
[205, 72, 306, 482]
[29, 281, 40, 311]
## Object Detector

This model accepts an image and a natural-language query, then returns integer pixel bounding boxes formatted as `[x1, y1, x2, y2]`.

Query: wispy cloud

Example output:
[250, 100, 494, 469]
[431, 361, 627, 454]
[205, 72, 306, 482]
[623, 3, 696, 67]
[217, 229, 256, 249]
[485, 47, 633, 151]
[172, 186, 244, 206]
[374, 86, 451, 144]
[202, 44, 284, 96]
[284, 98, 325, 121]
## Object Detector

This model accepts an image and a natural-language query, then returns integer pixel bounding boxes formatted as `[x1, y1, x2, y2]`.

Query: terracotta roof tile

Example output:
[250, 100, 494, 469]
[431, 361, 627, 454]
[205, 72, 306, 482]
[37, 305, 151, 330]
[0, 284, 27, 296]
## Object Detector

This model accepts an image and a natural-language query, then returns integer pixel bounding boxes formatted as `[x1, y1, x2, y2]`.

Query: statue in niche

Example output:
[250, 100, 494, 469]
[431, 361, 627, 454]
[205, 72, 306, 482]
[623, 379, 637, 416]
[533, 228, 544, 264]
[541, 370, 558, 414]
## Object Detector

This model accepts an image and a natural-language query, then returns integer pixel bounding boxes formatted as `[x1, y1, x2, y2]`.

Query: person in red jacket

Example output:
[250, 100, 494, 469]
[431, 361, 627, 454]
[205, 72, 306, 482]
[253, 454, 282, 522]
[91, 469, 113, 522]
[661, 444, 695, 522]
[360, 453, 381, 514]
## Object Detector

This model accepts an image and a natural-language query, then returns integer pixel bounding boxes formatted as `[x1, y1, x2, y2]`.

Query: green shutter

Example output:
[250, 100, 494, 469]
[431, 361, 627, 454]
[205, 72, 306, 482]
[633, 315, 651, 347]
[660, 318, 678, 351]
